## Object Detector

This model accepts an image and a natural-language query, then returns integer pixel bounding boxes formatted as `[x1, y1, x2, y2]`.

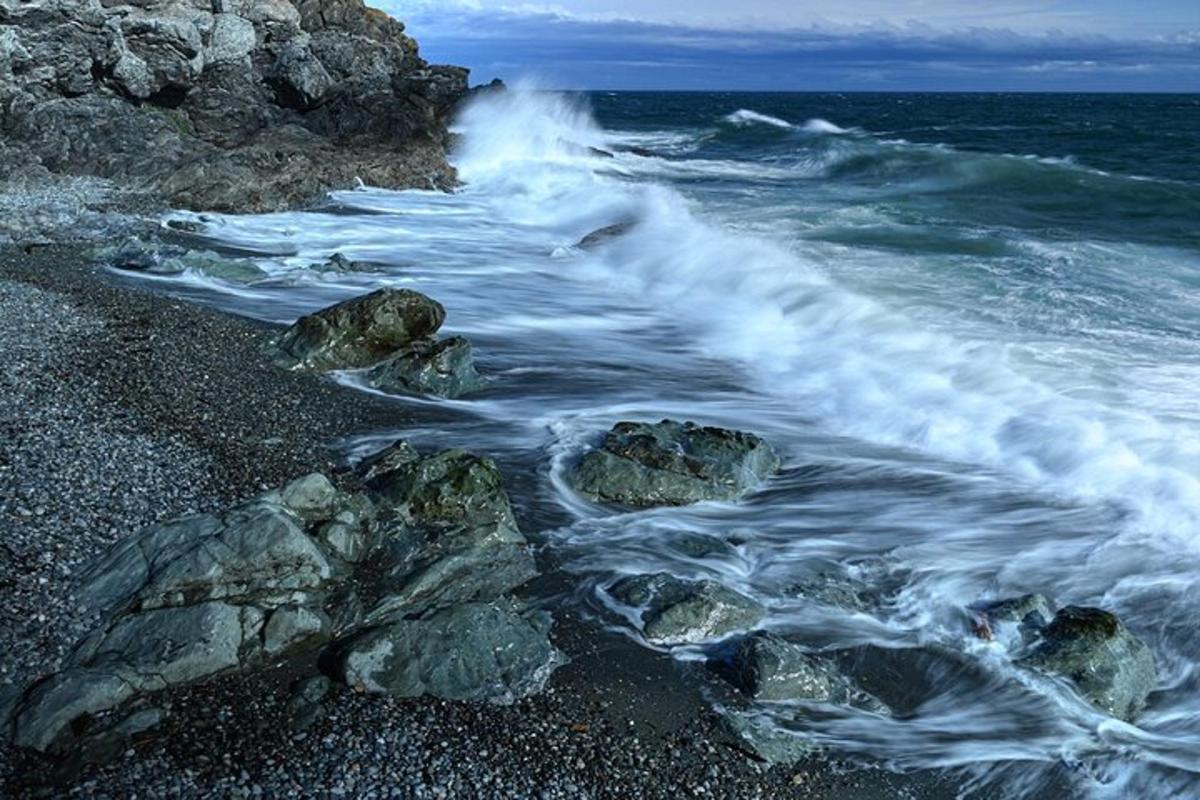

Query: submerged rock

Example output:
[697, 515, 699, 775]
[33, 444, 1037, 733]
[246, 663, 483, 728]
[95, 239, 268, 282]
[609, 572, 765, 644]
[336, 601, 564, 703]
[576, 220, 635, 249]
[367, 335, 484, 398]
[1019, 606, 1156, 721]
[270, 288, 446, 371]
[570, 420, 781, 507]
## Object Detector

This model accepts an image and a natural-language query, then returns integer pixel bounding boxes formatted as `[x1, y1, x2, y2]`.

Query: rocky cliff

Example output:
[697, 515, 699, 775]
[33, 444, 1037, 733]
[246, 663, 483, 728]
[0, 0, 469, 213]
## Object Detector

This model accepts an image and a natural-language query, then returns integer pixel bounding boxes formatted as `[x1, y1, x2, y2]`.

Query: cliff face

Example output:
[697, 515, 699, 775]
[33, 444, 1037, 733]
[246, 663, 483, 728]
[0, 0, 469, 213]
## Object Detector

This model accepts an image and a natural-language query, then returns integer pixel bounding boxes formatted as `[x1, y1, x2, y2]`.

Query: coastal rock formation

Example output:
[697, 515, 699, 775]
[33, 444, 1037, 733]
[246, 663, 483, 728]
[271, 288, 446, 370]
[609, 572, 765, 644]
[0, 0, 469, 212]
[570, 420, 781, 507]
[367, 335, 484, 399]
[5, 444, 560, 758]
[271, 288, 486, 398]
[335, 601, 565, 703]
[1018, 605, 1156, 721]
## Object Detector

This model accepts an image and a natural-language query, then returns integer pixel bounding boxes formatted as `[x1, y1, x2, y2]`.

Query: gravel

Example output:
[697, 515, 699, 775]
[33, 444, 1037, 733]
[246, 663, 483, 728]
[0, 246, 979, 799]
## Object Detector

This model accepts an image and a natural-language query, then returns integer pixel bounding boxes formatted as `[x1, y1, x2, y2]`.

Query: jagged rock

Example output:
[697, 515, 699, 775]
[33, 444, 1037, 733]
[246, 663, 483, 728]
[1018, 606, 1157, 721]
[336, 601, 565, 703]
[0, 0, 469, 212]
[363, 448, 536, 620]
[367, 335, 484, 398]
[268, 41, 333, 110]
[6, 456, 555, 759]
[270, 288, 446, 371]
[609, 573, 765, 644]
[570, 420, 781, 507]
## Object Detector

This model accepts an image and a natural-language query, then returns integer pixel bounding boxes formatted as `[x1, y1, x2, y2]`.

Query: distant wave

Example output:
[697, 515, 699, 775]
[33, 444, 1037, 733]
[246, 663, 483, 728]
[723, 109, 794, 129]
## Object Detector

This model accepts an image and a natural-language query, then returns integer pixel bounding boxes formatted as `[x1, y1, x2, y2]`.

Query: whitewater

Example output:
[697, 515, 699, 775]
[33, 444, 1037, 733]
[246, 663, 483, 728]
[144, 89, 1200, 798]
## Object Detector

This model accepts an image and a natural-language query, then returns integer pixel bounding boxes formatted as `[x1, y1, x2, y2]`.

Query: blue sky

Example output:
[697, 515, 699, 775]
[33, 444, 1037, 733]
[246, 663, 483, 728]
[380, 1, 1200, 91]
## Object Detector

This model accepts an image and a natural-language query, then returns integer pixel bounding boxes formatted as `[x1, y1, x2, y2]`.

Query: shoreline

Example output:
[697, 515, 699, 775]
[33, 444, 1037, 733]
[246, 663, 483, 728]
[0, 245, 970, 798]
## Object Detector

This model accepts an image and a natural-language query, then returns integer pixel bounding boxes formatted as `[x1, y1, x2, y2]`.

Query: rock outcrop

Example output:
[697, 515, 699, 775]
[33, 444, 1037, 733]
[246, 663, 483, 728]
[1018, 605, 1156, 721]
[270, 288, 486, 399]
[0, 0, 469, 213]
[570, 420, 781, 507]
[5, 444, 561, 759]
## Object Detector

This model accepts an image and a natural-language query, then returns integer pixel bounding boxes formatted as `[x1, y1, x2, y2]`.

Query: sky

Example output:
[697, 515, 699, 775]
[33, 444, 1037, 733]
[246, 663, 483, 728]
[379, 0, 1200, 91]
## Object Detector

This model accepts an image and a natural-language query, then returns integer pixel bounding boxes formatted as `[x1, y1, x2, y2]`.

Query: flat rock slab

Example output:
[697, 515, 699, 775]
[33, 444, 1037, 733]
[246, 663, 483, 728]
[570, 419, 781, 507]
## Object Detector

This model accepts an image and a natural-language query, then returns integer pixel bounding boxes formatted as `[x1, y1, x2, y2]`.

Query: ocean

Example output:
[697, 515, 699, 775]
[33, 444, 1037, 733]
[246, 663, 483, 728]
[148, 90, 1200, 798]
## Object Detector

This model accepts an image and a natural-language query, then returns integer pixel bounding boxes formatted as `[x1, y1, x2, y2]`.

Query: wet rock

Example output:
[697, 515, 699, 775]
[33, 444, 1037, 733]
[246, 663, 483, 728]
[980, 594, 1055, 626]
[576, 221, 635, 250]
[570, 419, 781, 507]
[1019, 606, 1156, 720]
[725, 633, 839, 702]
[367, 335, 484, 398]
[270, 288, 446, 371]
[363, 448, 536, 620]
[335, 601, 565, 703]
[95, 239, 267, 282]
[609, 573, 765, 644]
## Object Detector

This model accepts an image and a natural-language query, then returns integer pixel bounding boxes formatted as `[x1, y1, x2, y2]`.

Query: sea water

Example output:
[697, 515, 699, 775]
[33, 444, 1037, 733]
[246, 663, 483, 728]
[146, 89, 1200, 798]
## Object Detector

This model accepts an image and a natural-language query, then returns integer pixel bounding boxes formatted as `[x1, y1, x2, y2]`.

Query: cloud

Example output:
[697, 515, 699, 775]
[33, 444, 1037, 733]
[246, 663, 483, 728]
[382, 2, 1200, 91]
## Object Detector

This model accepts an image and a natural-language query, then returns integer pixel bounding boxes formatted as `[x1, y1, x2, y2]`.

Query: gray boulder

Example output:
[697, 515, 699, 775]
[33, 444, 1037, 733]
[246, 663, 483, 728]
[367, 335, 484, 399]
[78, 494, 336, 614]
[609, 573, 765, 644]
[363, 448, 536, 620]
[336, 601, 564, 704]
[570, 420, 781, 507]
[1019, 606, 1157, 721]
[270, 288, 446, 371]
